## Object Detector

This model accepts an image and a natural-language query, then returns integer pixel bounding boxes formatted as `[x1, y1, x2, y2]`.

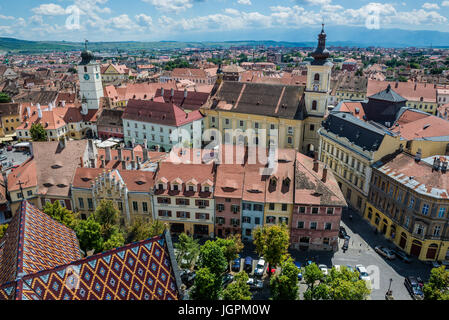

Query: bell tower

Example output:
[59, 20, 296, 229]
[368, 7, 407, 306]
[77, 40, 104, 110]
[305, 24, 333, 117]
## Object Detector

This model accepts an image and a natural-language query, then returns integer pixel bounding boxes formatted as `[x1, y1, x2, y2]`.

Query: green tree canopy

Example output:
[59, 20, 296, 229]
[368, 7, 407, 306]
[222, 271, 252, 300]
[174, 233, 200, 270]
[424, 266, 449, 300]
[270, 257, 299, 300]
[43, 201, 77, 230]
[103, 229, 125, 251]
[148, 219, 168, 238]
[191, 267, 221, 300]
[0, 224, 8, 239]
[199, 240, 228, 277]
[0, 93, 11, 103]
[92, 200, 120, 239]
[30, 123, 47, 141]
[326, 266, 370, 300]
[126, 217, 152, 243]
[75, 216, 104, 254]
[216, 234, 244, 271]
[253, 224, 290, 272]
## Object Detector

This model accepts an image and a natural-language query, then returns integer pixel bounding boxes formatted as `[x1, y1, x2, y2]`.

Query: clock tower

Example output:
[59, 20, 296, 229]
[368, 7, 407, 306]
[77, 40, 103, 110]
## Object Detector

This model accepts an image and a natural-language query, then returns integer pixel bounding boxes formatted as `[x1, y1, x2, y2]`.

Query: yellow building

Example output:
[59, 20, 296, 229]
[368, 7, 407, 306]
[365, 152, 449, 261]
[332, 75, 368, 104]
[101, 64, 131, 83]
[0, 102, 21, 139]
[71, 168, 154, 225]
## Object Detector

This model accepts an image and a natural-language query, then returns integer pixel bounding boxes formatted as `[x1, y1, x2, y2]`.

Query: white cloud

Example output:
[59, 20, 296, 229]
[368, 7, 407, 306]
[136, 14, 153, 27]
[442, 1, 449, 6]
[422, 2, 440, 9]
[142, 0, 194, 13]
[32, 3, 67, 16]
[0, 15, 14, 20]
[237, 0, 252, 5]
[301, 0, 332, 6]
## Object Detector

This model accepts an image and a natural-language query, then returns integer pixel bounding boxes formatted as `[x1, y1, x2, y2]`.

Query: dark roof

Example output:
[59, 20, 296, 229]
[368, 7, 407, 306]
[334, 75, 368, 93]
[97, 108, 124, 127]
[368, 84, 407, 103]
[321, 112, 387, 152]
[0, 103, 20, 117]
[154, 89, 209, 111]
[14, 91, 58, 106]
[0, 201, 182, 300]
[205, 81, 305, 120]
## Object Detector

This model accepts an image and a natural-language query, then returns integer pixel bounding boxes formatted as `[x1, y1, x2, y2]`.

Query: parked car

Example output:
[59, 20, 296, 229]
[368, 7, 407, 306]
[254, 258, 266, 277]
[232, 256, 241, 272]
[318, 264, 328, 276]
[266, 265, 276, 275]
[244, 256, 253, 272]
[7, 146, 12, 151]
[404, 276, 424, 300]
[247, 278, 263, 290]
[339, 226, 347, 239]
[375, 246, 396, 260]
[0, 155, 7, 162]
[355, 265, 371, 282]
[345, 265, 355, 273]
[390, 249, 412, 263]
[222, 274, 234, 288]
[294, 262, 303, 280]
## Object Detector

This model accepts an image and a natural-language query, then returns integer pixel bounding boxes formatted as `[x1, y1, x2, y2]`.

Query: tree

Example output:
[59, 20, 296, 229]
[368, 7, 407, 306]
[174, 233, 200, 270]
[0, 224, 8, 239]
[0, 93, 11, 103]
[326, 266, 370, 300]
[222, 271, 252, 300]
[43, 201, 77, 230]
[303, 263, 326, 300]
[270, 257, 299, 300]
[424, 266, 449, 300]
[30, 123, 47, 141]
[103, 229, 125, 251]
[75, 216, 104, 254]
[148, 219, 168, 237]
[92, 200, 120, 239]
[199, 240, 228, 277]
[253, 224, 290, 274]
[190, 267, 221, 300]
[126, 217, 152, 243]
[216, 234, 244, 271]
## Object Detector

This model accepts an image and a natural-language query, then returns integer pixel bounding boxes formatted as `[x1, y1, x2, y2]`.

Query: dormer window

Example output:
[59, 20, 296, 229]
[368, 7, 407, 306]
[283, 177, 291, 188]
[158, 183, 164, 190]
[188, 185, 194, 192]
[270, 177, 277, 188]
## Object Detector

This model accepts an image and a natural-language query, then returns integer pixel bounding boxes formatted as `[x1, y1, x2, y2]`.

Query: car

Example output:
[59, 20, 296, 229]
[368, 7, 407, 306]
[247, 278, 263, 290]
[244, 256, 253, 272]
[318, 264, 328, 276]
[294, 262, 303, 280]
[0, 155, 7, 162]
[232, 256, 241, 272]
[7, 146, 12, 151]
[404, 276, 424, 300]
[266, 265, 276, 275]
[432, 261, 441, 268]
[390, 249, 412, 263]
[375, 246, 396, 260]
[222, 274, 234, 287]
[342, 238, 350, 251]
[339, 226, 347, 239]
[345, 265, 355, 273]
[254, 258, 266, 277]
[355, 265, 371, 282]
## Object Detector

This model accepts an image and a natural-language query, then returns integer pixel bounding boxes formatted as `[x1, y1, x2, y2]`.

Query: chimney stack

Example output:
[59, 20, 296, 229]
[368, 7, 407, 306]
[118, 148, 123, 162]
[161, 87, 164, 96]
[184, 88, 188, 99]
[101, 159, 106, 168]
[80, 156, 84, 168]
[37, 103, 42, 119]
[314, 151, 318, 161]
[322, 165, 328, 183]
[27, 106, 31, 118]
[121, 160, 126, 170]
[105, 146, 112, 162]
[313, 159, 319, 173]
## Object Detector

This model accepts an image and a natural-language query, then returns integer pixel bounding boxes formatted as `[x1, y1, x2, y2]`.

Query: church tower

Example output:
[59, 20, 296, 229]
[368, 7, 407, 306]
[304, 24, 333, 117]
[77, 40, 103, 110]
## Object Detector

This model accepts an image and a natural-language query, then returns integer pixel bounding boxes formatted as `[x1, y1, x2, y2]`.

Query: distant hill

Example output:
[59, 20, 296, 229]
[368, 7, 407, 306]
[2, 25, 449, 53]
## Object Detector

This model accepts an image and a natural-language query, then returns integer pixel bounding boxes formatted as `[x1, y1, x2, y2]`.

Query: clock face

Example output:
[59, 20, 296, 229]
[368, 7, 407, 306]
[84, 74, 90, 81]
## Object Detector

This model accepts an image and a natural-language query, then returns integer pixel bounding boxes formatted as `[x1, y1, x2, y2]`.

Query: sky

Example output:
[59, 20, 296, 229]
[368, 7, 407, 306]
[1, 0, 449, 42]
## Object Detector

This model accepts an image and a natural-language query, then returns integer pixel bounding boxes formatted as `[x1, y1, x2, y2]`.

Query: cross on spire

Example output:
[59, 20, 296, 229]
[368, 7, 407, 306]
[84, 39, 89, 51]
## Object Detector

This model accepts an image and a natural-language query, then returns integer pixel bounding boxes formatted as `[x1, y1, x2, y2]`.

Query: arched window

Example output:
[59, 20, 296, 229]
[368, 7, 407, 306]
[314, 73, 320, 81]
[312, 100, 317, 110]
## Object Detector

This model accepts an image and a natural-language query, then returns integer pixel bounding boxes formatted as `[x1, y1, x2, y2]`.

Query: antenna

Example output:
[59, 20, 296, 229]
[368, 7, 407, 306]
[17, 180, 25, 199]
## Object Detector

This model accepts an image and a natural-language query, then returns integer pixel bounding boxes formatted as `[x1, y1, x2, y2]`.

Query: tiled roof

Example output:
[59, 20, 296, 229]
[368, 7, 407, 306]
[367, 80, 436, 103]
[392, 110, 449, 140]
[0, 103, 20, 117]
[0, 201, 81, 289]
[0, 201, 182, 300]
[154, 89, 209, 111]
[123, 99, 203, 127]
[368, 84, 407, 103]
[7, 158, 37, 192]
[265, 149, 296, 204]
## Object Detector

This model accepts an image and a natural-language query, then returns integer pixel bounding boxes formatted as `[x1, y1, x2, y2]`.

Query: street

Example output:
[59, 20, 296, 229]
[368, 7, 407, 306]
[1, 147, 31, 174]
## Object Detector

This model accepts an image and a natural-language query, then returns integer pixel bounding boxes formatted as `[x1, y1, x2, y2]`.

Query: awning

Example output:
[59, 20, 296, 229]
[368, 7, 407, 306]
[13, 142, 31, 148]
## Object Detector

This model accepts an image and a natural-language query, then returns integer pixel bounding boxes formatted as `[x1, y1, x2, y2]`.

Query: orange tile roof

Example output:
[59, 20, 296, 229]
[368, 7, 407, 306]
[7, 158, 37, 192]
[367, 80, 436, 103]
[265, 149, 296, 204]
[392, 112, 449, 140]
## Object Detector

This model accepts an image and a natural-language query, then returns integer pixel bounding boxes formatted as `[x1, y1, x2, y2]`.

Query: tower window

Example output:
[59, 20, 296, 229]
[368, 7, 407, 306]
[312, 100, 317, 111]
[314, 73, 320, 81]
[84, 67, 87, 73]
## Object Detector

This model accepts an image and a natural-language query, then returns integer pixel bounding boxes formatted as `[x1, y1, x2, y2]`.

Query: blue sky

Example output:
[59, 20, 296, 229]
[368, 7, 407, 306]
[1, 0, 449, 42]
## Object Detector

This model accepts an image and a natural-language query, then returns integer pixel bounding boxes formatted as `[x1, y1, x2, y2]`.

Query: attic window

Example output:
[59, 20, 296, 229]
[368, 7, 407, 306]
[136, 181, 146, 185]
[312, 192, 322, 197]
[423, 124, 430, 130]
[51, 164, 62, 169]
[43, 183, 53, 188]
[270, 177, 277, 187]
[57, 184, 67, 188]
[81, 177, 91, 182]
[248, 189, 262, 193]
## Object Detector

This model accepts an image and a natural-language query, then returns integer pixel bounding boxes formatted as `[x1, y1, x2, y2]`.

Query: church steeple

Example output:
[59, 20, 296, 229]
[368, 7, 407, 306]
[311, 23, 330, 63]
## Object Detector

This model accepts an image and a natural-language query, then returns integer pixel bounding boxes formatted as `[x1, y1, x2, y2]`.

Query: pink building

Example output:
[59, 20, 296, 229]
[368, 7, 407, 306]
[291, 153, 347, 251]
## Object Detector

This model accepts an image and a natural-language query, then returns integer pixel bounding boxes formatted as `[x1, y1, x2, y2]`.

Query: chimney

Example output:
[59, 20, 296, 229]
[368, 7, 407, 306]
[313, 159, 319, 173]
[131, 160, 136, 170]
[118, 148, 123, 161]
[170, 88, 174, 101]
[80, 156, 84, 168]
[105, 146, 112, 162]
[131, 148, 135, 161]
[37, 103, 42, 119]
[184, 88, 188, 99]
[62, 100, 66, 107]
[121, 160, 126, 170]
[322, 165, 328, 183]
[27, 106, 31, 118]
[161, 87, 164, 96]
[314, 151, 318, 161]
[59, 135, 67, 149]
[101, 159, 106, 168]
[414, 83, 417, 91]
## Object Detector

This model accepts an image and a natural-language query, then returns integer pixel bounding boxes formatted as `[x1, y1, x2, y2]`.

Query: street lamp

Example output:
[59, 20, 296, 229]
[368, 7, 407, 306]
[388, 278, 393, 293]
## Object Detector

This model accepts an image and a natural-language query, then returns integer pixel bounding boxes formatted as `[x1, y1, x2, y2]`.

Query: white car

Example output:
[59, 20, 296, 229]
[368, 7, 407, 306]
[355, 264, 371, 282]
[318, 264, 328, 276]
[432, 261, 441, 268]
[254, 258, 266, 276]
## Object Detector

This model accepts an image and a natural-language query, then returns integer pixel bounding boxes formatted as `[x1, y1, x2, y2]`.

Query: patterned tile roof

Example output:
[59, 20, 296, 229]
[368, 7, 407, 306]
[0, 201, 81, 288]
[0, 201, 182, 300]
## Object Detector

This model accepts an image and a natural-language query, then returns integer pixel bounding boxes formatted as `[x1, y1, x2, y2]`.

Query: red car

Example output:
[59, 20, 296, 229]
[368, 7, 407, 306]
[266, 265, 276, 275]
[10, 165, 19, 172]
[7, 146, 12, 151]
